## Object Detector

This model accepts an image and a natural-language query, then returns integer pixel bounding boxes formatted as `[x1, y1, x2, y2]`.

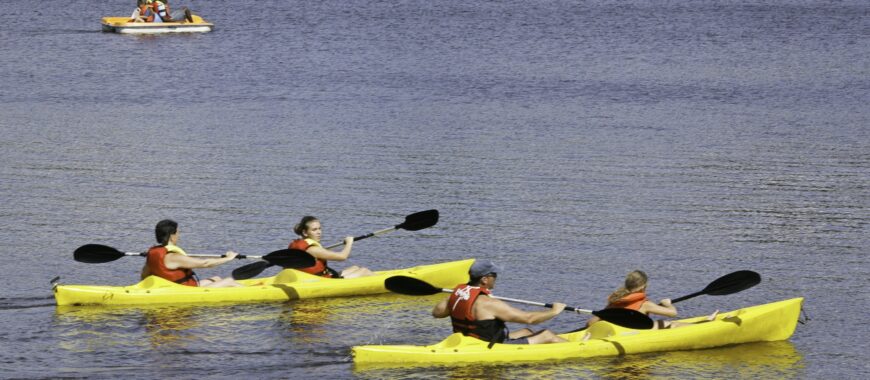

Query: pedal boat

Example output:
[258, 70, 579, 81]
[101, 15, 214, 34]
[352, 297, 803, 366]
[53, 259, 472, 306]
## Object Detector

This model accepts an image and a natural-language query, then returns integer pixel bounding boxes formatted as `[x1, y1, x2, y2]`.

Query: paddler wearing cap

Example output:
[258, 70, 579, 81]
[432, 260, 567, 345]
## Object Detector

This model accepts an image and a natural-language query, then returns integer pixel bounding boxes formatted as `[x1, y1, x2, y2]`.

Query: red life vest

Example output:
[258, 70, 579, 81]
[288, 239, 334, 278]
[448, 284, 507, 343]
[145, 245, 198, 286]
[607, 291, 648, 311]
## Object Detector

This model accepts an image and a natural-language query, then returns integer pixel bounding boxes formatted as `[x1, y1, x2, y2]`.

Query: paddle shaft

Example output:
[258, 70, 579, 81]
[434, 288, 593, 314]
[115, 251, 266, 259]
[324, 227, 398, 249]
[671, 292, 702, 304]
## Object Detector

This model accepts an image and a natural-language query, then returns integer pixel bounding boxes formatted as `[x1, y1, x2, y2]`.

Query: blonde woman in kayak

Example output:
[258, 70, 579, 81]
[140, 219, 242, 287]
[288, 216, 373, 279]
[587, 270, 717, 329]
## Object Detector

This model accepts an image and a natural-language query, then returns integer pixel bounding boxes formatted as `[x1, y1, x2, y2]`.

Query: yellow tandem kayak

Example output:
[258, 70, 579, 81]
[101, 15, 214, 34]
[352, 297, 803, 366]
[53, 259, 472, 306]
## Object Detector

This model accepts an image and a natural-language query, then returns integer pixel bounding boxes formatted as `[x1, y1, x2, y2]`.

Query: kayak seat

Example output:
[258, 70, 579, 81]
[584, 319, 618, 340]
[274, 269, 301, 284]
[134, 275, 179, 289]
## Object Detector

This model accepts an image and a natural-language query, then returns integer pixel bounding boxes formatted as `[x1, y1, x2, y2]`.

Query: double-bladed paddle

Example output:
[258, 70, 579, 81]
[73, 244, 315, 279]
[231, 210, 440, 280]
[73, 244, 298, 263]
[671, 270, 761, 304]
[384, 275, 655, 330]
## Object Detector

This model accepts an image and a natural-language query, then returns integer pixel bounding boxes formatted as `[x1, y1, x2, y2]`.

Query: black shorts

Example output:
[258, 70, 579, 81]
[503, 337, 530, 345]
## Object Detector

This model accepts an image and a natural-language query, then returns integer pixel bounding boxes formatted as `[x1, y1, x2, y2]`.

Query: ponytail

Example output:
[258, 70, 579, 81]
[607, 270, 648, 304]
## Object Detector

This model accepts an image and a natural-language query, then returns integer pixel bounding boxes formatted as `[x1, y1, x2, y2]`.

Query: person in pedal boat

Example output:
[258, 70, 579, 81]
[140, 219, 243, 287]
[586, 270, 718, 329]
[432, 260, 567, 345]
[131, 0, 194, 23]
[288, 216, 374, 279]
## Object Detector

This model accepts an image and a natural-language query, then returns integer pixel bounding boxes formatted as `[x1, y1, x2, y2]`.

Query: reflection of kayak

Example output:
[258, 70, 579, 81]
[101, 15, 214, 34]
[53, 259, 472, 306]
[352, 298, 803, 366]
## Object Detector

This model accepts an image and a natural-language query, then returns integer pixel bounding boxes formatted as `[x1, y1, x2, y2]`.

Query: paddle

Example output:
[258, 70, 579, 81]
[232, 210, 440, 280]
[385, 276, 654, 330]
[229, 249, 316, 280]
[671, 270, 761, 304]
[322, 209, 439, 249]
[73, 244, 286, 264]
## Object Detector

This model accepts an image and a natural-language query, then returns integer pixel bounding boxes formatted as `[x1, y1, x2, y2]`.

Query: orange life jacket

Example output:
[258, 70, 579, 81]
[288, 239, 334, 278]
[145, 245, 198, 286]
[448, 284, 507, 343]
[606, 291, 648, 311]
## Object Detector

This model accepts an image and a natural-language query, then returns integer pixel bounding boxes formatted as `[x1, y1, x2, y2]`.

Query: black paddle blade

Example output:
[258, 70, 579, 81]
[397, 209, 439, 231]
[231, 249, 316, 280]
[232, 261, 273, 280]
[592, 308, 655, 330]
[73, 244, 126, 263]
[385, 275, 443, 296]
[262, 249, 317, 268]
[703, 270, 761, 296]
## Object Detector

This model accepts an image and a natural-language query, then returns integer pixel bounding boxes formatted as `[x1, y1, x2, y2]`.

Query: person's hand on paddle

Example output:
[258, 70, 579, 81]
[224, 251, 239, 260]
[550, 302, 567, 314]
[659, 298, 673, 307]
[343, 236, 354, 250]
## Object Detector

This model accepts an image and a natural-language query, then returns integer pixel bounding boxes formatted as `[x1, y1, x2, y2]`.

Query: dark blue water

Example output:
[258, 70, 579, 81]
[1, 0, 867, 378]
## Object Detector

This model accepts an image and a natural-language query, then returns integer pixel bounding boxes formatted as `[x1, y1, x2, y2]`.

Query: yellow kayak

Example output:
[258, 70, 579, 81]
[53, 259, 472, 306]
[101, 15, 214, 34]
[352, 297, 803, 366]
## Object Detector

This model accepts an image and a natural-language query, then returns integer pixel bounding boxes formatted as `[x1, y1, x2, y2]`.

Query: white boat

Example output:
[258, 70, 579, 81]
[101, 15, 213, 34]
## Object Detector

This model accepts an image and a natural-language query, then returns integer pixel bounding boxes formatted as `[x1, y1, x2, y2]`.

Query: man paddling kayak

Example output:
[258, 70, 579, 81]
[140, 219, 242, 288]
[432, 260, 567, 345]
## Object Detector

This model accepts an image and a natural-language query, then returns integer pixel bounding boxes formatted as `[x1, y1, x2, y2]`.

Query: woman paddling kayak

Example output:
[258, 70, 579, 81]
[140, 219, 242, 288]
[586, 270, 717, 329]
[288, 216, 373, 279]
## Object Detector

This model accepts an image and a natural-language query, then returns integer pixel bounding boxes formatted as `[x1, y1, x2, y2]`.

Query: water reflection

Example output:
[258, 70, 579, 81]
[141, 306, 199, 350]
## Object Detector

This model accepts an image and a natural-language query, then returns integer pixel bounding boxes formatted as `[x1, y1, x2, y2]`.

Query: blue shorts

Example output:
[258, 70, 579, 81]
[503, 337, 530, 344]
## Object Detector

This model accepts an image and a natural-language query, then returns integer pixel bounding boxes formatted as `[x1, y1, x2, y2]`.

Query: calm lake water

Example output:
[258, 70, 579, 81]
[1, 0, 867, 378]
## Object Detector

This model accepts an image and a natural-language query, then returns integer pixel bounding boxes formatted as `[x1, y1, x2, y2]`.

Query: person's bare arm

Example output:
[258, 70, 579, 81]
[164, 251, 238, 270]
[479, 297, 565, 325]
[306, 237, 354, 261]
[432, 297, 450, 318]
[641, 299, 678, 318]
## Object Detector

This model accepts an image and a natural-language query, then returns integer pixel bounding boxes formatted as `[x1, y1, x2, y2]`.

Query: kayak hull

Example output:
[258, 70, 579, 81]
[352, 297, 803, 366]
[101, 16, 214, 34]
[54, 259, 472, 306]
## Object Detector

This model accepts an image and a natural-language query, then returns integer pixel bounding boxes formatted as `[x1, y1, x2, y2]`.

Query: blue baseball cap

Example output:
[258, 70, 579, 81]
[469, 259, 502, 278]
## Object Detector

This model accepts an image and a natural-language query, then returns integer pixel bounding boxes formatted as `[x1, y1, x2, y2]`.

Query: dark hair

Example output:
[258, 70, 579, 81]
[293, 216, 319, 236]
[155, 219, 178, 246]
[468, 276, 483, 286]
